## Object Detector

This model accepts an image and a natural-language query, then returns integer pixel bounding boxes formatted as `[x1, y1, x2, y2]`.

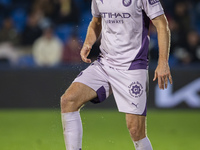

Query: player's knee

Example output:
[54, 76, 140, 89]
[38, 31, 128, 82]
[60, 93, 77, 109]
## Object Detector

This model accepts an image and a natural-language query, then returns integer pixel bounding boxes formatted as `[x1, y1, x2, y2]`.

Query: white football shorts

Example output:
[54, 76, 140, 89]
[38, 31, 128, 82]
[73, 61, 148, 116]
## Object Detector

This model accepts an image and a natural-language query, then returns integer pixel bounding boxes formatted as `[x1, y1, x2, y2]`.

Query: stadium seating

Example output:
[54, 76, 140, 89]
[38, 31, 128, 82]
[55, 24, 74, 43]
[11, 8, 27, 32]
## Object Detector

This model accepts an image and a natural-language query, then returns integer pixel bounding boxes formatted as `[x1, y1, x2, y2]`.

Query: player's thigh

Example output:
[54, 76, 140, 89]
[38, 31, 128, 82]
[61, 82, 97, 108]
[73, 61, 111, 104]
[126, 114, 146, 140]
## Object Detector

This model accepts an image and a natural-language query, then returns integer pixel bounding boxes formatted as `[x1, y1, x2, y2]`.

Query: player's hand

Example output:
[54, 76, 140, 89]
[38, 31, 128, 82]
[153, 62, 173, 90]
[80, 44, 92, 63]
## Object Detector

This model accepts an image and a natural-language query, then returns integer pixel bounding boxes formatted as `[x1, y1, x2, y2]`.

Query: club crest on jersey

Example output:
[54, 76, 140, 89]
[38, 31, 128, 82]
[128, 81, 143, 98]
[122, 0, 132, 7]
[148, 0, 160, 5]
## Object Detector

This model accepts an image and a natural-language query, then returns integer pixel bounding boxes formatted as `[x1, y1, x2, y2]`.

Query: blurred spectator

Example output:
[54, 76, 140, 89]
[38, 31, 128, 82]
[0, 43, 19, 65]
[0, 17, 20, 65]
[21, 12, 42, 47]
[32, 26, 63, 67]
[33, 0, 58, 16]
[53, 0, 80, 25]
[174, 31, 200, 64]
[32, 0, 79, 26]
[62, 34, 81, 64]
[173, 1, 191, 43]
[168, 18, 181, 52]
[174, 1, 191, 31]
[0, 17, 19, 45]
[32, 0, 60, 23]
[185, 31, 200, 62]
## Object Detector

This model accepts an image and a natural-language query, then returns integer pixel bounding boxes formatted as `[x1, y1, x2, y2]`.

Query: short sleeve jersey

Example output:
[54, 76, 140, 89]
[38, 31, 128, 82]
[91, 0, 164, 70]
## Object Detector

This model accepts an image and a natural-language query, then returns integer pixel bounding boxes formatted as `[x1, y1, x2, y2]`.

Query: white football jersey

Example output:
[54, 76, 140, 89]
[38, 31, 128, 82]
[91, 0, 164, 70]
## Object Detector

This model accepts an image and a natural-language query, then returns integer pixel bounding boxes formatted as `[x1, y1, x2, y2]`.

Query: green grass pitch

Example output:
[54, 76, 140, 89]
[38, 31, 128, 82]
[0, 109, 199, 150]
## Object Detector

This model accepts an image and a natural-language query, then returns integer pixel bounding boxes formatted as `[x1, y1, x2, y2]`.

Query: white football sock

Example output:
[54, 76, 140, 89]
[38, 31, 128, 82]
[133, 137, 153, 150]
[62, 111, 83, 150]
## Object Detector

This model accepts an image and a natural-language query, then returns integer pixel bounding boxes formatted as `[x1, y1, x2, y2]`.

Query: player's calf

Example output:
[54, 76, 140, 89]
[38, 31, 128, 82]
[127, 125, 146, 141]
[126, 114, 153, 150]
[126, 114, 146, 141]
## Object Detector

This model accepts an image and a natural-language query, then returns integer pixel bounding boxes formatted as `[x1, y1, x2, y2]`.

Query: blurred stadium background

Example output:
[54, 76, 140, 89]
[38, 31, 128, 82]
[0, 0, 199, 150]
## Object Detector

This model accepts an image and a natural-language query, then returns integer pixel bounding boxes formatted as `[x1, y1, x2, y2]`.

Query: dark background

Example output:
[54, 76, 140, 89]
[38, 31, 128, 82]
[0, 66, 199, 109]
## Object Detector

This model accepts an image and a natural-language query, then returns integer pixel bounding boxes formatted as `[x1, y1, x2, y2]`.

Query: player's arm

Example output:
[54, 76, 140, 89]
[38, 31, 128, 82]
[151, 14, 173, 90]
[80, 16, 102, 63]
